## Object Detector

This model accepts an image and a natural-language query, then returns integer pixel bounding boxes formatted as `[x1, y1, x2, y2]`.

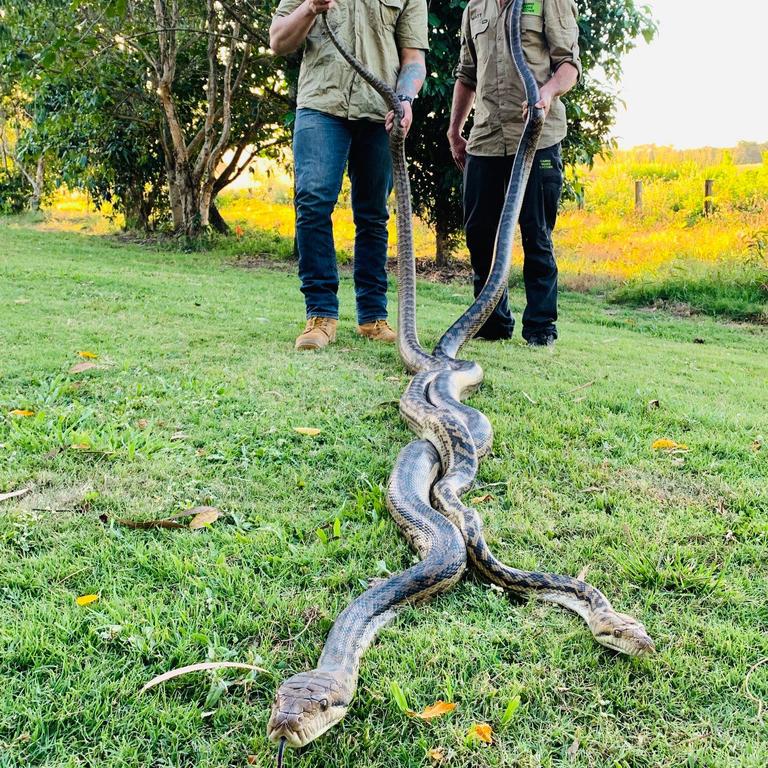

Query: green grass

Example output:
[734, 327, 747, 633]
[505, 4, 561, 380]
[609, 259, 768, 323]
[1, 221, 767, 768]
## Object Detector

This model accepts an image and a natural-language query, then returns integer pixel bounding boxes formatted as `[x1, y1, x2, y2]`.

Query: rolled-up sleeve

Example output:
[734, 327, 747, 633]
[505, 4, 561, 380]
[396, 0, 430, 50]
[274, 0, 304, 18]
[544, 0, 582, 80]
[454, 7, 477, 88]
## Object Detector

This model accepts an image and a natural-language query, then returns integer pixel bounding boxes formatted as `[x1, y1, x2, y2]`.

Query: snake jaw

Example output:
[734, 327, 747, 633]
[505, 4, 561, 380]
[267, 671, 351, 748]
[592, 611, 655, 657]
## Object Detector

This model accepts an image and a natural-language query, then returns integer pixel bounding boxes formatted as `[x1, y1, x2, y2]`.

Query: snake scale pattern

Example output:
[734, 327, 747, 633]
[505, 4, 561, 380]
[268, 1, 654, 757]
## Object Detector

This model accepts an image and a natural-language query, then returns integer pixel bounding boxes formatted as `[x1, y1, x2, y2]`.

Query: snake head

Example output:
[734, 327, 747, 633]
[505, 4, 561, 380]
[591, 611, 655, 657]
[267, 671, 351, 748]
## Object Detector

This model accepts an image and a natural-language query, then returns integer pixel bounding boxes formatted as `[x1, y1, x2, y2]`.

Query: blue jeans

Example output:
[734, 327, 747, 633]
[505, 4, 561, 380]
[293, 108, 393, 324]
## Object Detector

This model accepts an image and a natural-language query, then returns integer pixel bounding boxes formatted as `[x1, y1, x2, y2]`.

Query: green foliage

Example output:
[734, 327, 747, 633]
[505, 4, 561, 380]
[609, 257, 768, 322]
[0, 172, 28, 214]
[410, 0, 658, 255]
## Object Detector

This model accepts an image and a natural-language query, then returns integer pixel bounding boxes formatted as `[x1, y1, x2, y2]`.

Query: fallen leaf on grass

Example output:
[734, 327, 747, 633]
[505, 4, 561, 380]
[470, 494, 493, 506]
[170, 431, 189, 441]
[78, 350, 99, 359]
[247, 757, 257, 765]
[293, 427, 321, 437]
[14, 297, 30, 304]
[9, 409, 35, 417]
[411, 701, 456, 720]
[652, 439, 688, 451]
[0, 488, 31, 503]
[137, 419, 149, 429]
[69, 361, 99, 374]
[647, 399, 660, 410]
[139, 661, 267, 694]
[71, 443, 92, 451]
[752, 436, 764, 452]
[468, 723, 493, 744]
[427, 747, 447, 763]
[188, 506, 220, 529]
[76, 594, 99, 606]
[567, 737, 580, 759]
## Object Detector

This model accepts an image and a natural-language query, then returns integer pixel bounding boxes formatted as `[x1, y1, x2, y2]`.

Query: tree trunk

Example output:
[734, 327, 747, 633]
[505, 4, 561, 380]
[123, 183, 151, 231]
[435, 213, 452, 268]
[208, 202, 230, 234]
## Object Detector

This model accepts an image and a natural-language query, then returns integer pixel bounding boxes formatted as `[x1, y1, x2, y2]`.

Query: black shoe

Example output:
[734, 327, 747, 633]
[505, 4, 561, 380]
[474, 323, 514, 341]
[474, 330, 513, 341]
[526, 332, 556, 348]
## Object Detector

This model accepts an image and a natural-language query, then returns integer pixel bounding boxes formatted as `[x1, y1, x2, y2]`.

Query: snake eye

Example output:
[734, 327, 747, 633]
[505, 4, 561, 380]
[613, 629, 623, 638]
[320, 699, 329, 711]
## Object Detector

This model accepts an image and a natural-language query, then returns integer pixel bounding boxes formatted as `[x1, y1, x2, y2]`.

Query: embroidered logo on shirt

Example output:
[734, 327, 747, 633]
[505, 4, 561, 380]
[540, 158, 554, 170]
[522, 1, 543, 15]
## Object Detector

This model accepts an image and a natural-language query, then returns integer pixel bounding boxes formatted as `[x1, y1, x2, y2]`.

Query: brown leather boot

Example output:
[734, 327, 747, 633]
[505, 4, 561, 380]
[295, 317, 337, 351]
[357, 319, 396, 344]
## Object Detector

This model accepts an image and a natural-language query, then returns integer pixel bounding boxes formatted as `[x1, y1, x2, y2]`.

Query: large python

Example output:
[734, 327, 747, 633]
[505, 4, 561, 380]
[268, 2, 654, 760]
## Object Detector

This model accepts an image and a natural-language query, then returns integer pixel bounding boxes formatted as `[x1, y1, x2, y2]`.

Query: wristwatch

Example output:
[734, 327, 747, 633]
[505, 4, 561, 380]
[397, 93, 414, 105]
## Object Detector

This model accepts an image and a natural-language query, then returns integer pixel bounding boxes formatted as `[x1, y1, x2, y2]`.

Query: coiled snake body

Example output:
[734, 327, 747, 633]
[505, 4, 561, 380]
[268, 1, 653, 754]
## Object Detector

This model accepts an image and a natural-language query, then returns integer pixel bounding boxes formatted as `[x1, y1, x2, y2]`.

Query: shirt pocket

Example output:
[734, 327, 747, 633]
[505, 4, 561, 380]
[521, 14, 544, 33]
[380, 0, 403, 30]
[469, 15, 490, 64]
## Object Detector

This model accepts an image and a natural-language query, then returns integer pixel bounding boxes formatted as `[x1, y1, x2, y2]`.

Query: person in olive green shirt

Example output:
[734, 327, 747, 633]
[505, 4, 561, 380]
[448, 0, 582, 346]
[270, 0, 429, 351]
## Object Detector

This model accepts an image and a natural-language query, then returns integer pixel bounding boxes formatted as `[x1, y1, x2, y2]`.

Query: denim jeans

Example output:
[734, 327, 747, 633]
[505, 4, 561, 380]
[464, 144, 564, 340]
[293, 108, 393, 324]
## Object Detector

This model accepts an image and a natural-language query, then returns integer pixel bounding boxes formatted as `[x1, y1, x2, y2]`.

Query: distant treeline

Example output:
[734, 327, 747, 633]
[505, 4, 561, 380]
[617, 142, 768, 167]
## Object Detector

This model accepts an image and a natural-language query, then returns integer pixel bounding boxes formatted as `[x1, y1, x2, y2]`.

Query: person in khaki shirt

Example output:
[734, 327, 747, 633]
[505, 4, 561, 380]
[448, 0, 582, 346]
[270, 0, 429, 351]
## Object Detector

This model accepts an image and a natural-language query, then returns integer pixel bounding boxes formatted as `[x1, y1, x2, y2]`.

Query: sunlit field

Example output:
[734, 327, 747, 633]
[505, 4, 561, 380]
[556, 147, 768, 288]
[39, 146, 768, 320]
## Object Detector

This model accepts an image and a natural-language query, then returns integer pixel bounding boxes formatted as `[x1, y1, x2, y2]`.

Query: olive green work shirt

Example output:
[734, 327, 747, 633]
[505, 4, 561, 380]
[455, 0, 582, 156]
[274, 0, 429, 123]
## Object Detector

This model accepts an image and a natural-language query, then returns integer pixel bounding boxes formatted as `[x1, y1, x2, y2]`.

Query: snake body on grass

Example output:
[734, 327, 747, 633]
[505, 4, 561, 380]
[268, 1, 654, 756]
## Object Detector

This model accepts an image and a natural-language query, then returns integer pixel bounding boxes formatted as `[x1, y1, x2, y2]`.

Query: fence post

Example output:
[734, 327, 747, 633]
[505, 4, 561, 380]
[704, 179, 714, 216]
[634, 180, 643, 213]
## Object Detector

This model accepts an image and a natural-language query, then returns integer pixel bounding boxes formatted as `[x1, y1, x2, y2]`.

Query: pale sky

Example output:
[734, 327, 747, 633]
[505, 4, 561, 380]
[611, 0, 768, 148]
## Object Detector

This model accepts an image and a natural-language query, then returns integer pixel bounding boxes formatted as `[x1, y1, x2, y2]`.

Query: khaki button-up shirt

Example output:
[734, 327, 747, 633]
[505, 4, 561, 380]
[455, 0, 582, 156]
[274, 0, 429, 122]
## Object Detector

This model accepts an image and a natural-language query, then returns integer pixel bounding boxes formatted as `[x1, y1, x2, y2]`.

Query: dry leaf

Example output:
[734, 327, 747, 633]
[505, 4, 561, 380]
[78, 351, 99, 359]
[752, 437, 763, 451]
[0, 488, 31, 503]
[14, 297, 30, 304]
[71, 443, 92, 450]
[470, 494, 493, 506]
[412, 701, 456, 720]
[427, 747, 447, 763]
[647, 399, 660, 410]
[139, 661, 267, 694]
[76, 594, 99, 606]
[9, 409, 35, 417]
[137, 419, 148, 429]
[294, 427, 321, 437]
[652, 439, 688, 451]
[468, 723, 493, 744]
[170, 432, 189, 441]
[566, 738, 580, 759]
[188, 506, 220, 530]
[69, 361, 99, 374]
[247, 757, 257, 765]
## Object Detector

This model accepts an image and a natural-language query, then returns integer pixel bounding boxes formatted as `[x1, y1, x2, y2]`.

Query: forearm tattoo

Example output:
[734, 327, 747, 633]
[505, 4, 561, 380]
[396, 60, 426, 98]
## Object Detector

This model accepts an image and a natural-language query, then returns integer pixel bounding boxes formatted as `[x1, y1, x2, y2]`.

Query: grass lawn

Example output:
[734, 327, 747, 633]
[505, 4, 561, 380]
[1, 222, 767, 768]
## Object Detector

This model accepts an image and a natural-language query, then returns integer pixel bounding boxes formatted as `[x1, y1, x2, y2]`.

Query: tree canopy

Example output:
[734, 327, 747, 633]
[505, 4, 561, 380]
[0, 0, 656, 246]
